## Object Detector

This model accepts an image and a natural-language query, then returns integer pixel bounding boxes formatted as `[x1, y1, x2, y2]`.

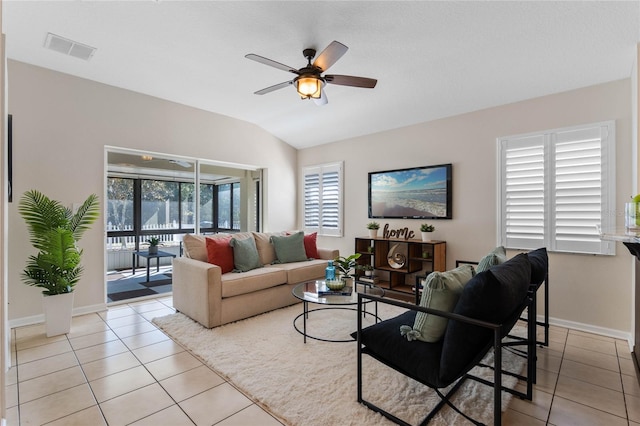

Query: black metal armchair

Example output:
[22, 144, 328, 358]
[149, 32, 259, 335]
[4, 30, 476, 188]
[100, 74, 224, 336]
[356, 253, 536, 426]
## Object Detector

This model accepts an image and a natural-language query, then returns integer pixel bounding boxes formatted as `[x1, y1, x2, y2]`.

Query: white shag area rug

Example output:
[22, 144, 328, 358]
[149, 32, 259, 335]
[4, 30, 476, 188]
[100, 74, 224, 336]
[153, 303, 525, 426]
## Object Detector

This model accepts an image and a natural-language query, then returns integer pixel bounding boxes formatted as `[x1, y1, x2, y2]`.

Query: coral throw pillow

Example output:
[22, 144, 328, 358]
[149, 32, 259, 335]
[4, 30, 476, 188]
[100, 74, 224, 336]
[303, 232, 320, 259]
[205, 236, 234, 274]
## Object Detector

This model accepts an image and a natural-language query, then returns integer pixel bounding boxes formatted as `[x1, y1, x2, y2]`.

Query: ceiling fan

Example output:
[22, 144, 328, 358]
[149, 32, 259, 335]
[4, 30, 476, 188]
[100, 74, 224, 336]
[245, 40, 377, 106]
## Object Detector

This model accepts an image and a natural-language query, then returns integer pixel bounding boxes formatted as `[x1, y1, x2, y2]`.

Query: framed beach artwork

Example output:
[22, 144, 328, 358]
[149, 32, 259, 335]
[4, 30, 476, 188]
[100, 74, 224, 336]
[368, 163, 452, 219]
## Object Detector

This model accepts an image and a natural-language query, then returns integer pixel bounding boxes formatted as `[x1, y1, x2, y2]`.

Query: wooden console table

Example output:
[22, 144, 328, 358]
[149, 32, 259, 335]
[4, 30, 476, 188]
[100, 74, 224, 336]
[354, 237, 446, 303]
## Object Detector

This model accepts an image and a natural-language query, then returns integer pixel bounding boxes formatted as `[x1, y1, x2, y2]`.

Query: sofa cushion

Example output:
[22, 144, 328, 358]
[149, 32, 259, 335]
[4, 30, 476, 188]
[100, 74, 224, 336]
[205, 236, 234, 274]
[183, 233, 231, 262]
[252, 232, 283, 265]
[183, 234, 208, 262]
[476, 246, 507, 273]
[230, 237, 263, 272]
[265, 258, 327, 284]
[271, 232, 308, 263]
[440, 253, 531, 384]
[401, 264, 475, 343]
[303, 232, 320, 259]
[221, 267, 288, 298]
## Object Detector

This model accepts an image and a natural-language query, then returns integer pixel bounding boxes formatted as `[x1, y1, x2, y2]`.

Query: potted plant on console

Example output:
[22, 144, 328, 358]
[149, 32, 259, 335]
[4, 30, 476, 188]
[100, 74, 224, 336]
[420, 223, 435, 241]
[19, 190, 100, 337]
[367, 221, 380, 238]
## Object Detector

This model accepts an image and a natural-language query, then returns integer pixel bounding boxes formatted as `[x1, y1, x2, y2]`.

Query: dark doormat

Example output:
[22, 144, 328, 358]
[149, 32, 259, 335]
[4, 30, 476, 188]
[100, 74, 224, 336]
[107, 273, 172, 303]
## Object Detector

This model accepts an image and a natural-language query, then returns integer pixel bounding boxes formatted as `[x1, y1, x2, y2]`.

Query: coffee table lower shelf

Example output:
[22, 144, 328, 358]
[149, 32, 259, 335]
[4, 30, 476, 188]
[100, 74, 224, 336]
[293, 306, 381, 343]
[291, 280, 385, 343]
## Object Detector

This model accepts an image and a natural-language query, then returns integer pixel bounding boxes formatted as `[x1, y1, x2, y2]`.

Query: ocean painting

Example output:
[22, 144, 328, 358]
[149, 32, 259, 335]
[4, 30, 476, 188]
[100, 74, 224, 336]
[369, 165, 450, 218]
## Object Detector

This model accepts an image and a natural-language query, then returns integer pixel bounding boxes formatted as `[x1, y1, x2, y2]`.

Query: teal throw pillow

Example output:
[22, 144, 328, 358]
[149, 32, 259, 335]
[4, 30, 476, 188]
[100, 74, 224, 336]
[270, 231, 308, 263]
[476, 246, 507, 273]
[400, 264, 475, 343]
[230, 237, 263, 272]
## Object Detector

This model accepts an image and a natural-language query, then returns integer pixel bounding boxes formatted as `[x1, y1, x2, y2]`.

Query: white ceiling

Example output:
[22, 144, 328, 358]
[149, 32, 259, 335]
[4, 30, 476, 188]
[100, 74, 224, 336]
[4, 1, 640, 149]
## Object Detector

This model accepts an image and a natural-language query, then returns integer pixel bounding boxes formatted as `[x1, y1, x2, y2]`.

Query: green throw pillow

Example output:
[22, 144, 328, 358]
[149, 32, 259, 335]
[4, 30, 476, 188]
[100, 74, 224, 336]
[400, 264, 475, 343]
[270, 232, 308, 263]
[229, 237, 263, 272]
[476, 246, 507, 273]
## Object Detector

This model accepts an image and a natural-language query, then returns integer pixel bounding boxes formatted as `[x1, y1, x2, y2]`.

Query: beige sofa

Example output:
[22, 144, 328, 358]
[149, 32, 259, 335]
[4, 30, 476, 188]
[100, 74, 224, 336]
[172, 232, 339, 328]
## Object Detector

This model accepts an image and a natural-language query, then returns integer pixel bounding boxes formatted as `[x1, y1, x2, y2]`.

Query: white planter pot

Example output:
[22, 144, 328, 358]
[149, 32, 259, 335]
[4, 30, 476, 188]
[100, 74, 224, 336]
[368, 229, 378, 238]
[421, 231, 433, 242]
[43, 292, 74, 337]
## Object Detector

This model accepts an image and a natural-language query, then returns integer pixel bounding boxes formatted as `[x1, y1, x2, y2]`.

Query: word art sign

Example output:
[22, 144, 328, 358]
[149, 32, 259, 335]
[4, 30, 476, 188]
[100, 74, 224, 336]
[382, 224, 415, 240]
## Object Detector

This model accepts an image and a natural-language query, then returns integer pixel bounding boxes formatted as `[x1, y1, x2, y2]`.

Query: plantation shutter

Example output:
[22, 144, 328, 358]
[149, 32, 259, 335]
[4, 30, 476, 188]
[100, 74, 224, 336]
[498, 121, 615, 255]
[500, 135, 547, 250]
[303, 162, 343, 237]
[552, 125, 613, 254]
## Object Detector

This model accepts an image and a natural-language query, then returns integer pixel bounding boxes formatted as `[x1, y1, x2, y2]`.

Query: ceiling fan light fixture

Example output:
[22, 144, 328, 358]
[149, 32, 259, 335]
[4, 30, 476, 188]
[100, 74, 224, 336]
[296, 76, 321, 98]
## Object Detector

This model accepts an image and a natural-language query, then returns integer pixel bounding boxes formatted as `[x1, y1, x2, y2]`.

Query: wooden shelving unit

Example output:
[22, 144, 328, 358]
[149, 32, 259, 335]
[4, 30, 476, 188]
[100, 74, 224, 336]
[354, 237, 446, 302]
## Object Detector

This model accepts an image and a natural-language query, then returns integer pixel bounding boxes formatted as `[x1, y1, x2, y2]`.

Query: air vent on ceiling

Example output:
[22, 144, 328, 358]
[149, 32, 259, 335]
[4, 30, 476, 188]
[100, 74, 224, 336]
[44, 33, 96, 61]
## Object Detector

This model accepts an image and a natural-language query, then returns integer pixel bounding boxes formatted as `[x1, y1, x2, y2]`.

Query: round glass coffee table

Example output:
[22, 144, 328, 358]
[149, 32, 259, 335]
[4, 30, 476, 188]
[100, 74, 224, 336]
[291, 280, 385, 343]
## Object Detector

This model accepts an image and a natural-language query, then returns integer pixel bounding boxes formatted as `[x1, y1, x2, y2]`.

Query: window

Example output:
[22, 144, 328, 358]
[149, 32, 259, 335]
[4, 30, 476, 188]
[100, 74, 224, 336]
[217, 182, 241, 231]
[106, 177, 241, 251]
[303, 162, 343, 237]
[498, 121, 615, 255]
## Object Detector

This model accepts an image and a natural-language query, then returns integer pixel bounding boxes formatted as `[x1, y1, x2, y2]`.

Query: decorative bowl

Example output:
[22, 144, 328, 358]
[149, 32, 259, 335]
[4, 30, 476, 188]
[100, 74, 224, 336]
[326, 280, 346, 291]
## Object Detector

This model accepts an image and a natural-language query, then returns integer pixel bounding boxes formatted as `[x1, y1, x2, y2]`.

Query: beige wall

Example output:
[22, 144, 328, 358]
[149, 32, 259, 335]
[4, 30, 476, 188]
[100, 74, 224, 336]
[7, 60, 297, 322]
[7, 57, 635, 336]
[300, 79, 633, 337]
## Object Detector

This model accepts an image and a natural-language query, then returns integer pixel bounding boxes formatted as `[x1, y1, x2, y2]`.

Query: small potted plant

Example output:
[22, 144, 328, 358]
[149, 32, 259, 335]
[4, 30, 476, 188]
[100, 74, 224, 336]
[420, 223, 435, 241]
[334, 253, 362, 282]
[367, 221, 380, 238]
[362, 264, 374, 276]
[147, 237, 160, 254]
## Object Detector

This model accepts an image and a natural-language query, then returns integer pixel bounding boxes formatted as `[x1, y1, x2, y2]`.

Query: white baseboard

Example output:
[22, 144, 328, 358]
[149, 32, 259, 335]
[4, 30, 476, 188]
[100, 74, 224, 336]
[8, 303, 107, 329]
[543, 314, 633, 351]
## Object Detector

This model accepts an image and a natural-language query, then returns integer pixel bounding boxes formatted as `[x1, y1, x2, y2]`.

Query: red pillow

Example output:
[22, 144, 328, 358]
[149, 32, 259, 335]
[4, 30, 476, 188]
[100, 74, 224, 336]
[303, 232, 320, 259]
[205, 236, 234, 273]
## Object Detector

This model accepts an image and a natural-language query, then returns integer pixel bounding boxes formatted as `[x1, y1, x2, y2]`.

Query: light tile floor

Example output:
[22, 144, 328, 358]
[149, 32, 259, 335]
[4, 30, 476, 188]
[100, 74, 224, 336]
[6, 296, 640, 425]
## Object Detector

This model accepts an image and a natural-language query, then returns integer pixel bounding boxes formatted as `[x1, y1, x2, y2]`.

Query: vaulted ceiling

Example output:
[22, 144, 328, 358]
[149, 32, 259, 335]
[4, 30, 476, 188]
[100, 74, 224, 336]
[4, 1, 639, 149]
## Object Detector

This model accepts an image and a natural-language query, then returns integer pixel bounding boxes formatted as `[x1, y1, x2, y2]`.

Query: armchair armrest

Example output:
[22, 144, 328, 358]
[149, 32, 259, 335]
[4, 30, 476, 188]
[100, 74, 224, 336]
[355, 293, 501, 333]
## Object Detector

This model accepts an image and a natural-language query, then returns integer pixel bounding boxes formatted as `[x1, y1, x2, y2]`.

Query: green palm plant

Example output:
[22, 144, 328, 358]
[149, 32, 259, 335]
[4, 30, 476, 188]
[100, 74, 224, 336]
[19, 190, 100, 295]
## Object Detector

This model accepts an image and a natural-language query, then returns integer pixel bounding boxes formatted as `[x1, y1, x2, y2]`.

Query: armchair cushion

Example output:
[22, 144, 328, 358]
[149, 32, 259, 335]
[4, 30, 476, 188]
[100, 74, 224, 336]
[440, 253, 531, 383]
[476, 246, 507, 273]
[401, 264, 475, 343]
[527, 247, 548, 286]
[357, 311, 445, 387]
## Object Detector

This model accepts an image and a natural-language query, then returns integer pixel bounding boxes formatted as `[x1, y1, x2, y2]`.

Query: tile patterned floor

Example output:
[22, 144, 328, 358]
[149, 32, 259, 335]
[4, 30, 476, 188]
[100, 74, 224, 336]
[6, 296, 640, 425]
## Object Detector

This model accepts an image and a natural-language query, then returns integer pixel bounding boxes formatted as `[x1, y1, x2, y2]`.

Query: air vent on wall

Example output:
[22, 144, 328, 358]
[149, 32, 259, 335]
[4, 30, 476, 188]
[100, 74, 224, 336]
[44, 33, 96, 61]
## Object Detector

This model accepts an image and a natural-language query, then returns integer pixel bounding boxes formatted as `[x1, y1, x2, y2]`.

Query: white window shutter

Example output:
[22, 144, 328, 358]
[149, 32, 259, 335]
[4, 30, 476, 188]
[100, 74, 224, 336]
[303, 162, 343, 237]
[498, 121, 614, 256]
[500, 134, 546, 250]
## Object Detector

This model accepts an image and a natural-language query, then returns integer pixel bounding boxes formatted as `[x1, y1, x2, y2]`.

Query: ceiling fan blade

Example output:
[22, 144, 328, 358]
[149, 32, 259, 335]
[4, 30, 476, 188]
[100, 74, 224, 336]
[314, 90, 328, 106]
[325, 75, 377, 88]
[313, 41, 348, 72]
[245, 54, 299, 75]
[254, 81, 293, 95]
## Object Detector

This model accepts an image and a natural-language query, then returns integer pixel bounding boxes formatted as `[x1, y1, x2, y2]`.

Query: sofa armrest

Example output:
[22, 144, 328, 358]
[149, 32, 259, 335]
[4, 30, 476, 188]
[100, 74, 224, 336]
[172, 257, 223, 328]
[318, 248, 339, 260]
